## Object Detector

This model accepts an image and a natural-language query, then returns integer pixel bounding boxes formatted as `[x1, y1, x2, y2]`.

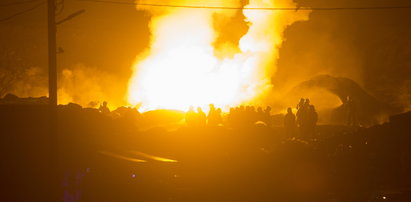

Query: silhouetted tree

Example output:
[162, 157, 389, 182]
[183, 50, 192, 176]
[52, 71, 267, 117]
[0, 50, 26, 97]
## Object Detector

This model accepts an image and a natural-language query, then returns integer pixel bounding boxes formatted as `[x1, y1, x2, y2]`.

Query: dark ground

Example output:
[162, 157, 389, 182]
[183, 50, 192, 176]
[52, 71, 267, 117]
[1, 103, 411, 202]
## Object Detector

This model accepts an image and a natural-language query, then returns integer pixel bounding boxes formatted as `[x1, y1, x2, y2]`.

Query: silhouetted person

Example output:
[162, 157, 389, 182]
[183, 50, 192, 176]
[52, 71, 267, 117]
[239, 105, 245, 114]
[209, 104, 215, 112]
[296, 98, 305, 110]
[196, 107, 207, 127]
[98, 101, 110, 115]
[264, 106, 272, 126]
[296, 100, 307, 129]
[237, 106, 248, 126]
[284, 107, 296, 137]
[227, 107, 235, 127]
[296, 98, 315, 138]
[304, 98, 310, 109]
[245, 106, 257, 126]
[208, 105, 223, 127]
[215, 108, 223, 125]
[208, 107, 223, 126]
[257, 107, 264, 121]
[345, 96, 357, 127]
[306, 105, 318, 138]
[207, 104, 216, 126]
[264, 106, 271, 114]
[186, 106, 196, 127]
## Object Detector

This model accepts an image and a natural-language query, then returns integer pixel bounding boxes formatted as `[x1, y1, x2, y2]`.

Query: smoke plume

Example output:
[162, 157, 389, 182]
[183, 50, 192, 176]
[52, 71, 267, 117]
[128, 0, 310, 111]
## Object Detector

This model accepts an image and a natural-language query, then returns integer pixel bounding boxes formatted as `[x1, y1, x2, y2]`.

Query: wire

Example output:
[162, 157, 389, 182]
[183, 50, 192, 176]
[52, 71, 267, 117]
[78, 0, 411, 11]
[56, 9, 85, 25]
[0, 1, 45, 22]
[0, 0, 40, 7]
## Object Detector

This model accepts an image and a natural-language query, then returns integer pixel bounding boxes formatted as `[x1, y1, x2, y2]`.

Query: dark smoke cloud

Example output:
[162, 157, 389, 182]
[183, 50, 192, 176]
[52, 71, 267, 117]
[275, 0, 411, 111]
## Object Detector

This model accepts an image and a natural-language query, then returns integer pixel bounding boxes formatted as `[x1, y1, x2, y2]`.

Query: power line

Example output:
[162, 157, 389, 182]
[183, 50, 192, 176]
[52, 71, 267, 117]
[0, 0, 40, 7]
[79, 0, 411, 11]
[0, 1, 45, 22]
[56, 9, 85, 25]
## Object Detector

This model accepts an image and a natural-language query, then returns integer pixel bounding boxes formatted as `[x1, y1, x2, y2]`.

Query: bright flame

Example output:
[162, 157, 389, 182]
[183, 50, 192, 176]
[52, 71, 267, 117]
[128, 0, 310, 111]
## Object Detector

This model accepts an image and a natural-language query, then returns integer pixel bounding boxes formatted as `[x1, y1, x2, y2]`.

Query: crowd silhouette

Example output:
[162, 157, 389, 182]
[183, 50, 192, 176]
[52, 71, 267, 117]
[2, 94, 411, 201]
[185, 104, 273, 128]
[184, 99, 318, 140]
[227, 105, 272, 127]
[295, 98, 318, 139]
[207, 104, 223, 127]
[185, 106, 208, 127]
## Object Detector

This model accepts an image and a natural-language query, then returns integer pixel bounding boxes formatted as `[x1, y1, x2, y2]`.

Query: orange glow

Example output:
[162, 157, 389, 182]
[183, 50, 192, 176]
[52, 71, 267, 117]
[130, 151, 178, 162]
[99, 151, 147, 163]
[128, 0, 310, 111]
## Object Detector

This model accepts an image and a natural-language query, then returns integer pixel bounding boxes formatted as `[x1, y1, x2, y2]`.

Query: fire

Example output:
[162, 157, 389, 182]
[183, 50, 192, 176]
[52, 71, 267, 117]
[128, 0, 310, 111]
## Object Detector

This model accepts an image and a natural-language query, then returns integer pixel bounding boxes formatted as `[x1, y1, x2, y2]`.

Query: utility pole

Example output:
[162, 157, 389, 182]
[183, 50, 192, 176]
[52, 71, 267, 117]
[47, 0, 59, 200]
[47, 0, 84, 198]
[48, 0, 57, 106]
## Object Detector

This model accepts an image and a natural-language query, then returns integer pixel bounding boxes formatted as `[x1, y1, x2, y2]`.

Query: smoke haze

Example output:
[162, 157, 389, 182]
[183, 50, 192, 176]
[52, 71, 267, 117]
[0, 0, 410, 113]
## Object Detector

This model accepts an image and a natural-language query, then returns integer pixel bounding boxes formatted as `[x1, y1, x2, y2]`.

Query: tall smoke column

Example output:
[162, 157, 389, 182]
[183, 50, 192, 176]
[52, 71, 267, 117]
[127, 0, 310, 111]
[240, 0, 310, 102]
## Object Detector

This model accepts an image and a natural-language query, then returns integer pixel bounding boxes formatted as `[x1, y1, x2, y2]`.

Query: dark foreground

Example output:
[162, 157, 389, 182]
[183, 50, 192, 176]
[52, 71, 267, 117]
[1, 104, 411, 201]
